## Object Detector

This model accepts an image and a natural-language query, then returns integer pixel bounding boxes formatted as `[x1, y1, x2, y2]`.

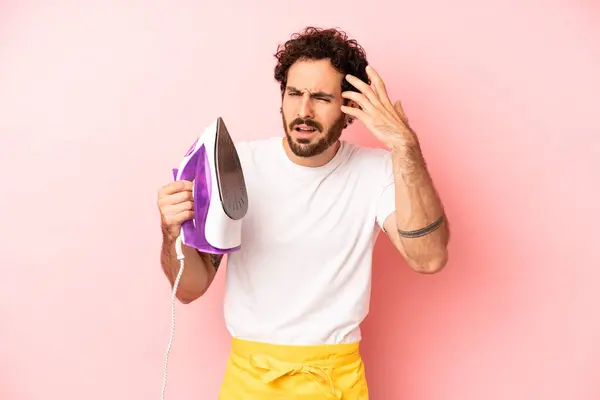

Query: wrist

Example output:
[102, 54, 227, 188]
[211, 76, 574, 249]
[391, 139, 423, 166]
[161, 226, 180, 244]
[391, 144, 431, 186]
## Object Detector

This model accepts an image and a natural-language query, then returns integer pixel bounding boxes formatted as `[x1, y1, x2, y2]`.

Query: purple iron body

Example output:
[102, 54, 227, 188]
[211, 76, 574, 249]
[172, 117, 248, 254]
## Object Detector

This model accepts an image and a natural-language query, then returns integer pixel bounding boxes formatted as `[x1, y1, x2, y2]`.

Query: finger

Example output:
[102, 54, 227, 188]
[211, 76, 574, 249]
[166, 200, 194, 214]
[341, 104, 369, 123]
[341, 91, 376, 115]
[344, 74, 381, 108]
[372, 85, 398, 119]
[160, 180, 193, 196]
[366, 65, 390, 99]
[162, 208, 194, 227]
[366, 65, 396, 115]
[394, 100, 408, 123]
[161, 200, 194, 219]
[158, 189, 193, 208]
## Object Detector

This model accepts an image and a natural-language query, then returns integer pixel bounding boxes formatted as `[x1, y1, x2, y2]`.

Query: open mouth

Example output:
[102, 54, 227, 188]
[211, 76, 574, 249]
[294, 124, 318, 134]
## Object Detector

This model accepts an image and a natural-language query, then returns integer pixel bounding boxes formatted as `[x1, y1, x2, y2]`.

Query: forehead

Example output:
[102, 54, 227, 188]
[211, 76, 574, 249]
[286, 59, 344, 94]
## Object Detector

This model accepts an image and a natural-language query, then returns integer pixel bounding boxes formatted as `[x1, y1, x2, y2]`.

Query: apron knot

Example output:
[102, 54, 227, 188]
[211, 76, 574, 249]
[250, 354, 343, 399]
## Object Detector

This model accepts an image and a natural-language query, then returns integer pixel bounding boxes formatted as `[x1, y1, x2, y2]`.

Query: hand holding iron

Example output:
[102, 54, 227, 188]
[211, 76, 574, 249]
[157, 180, 194, 241]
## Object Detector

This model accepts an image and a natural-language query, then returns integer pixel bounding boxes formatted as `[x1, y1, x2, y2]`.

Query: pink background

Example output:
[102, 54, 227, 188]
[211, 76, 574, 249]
[1, 1, 599, 399]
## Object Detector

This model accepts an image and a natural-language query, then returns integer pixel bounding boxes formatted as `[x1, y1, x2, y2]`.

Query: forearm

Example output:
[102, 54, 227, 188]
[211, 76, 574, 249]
[391, 146, 449, 271]
[160, 234, 221, 303]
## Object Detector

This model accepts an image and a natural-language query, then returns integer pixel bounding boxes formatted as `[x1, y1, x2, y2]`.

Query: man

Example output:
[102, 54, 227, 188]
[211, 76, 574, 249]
[157, 27, 449, 399]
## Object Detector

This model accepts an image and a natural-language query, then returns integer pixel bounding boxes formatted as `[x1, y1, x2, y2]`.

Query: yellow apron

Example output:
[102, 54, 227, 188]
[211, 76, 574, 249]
[218, 338, 370, 399]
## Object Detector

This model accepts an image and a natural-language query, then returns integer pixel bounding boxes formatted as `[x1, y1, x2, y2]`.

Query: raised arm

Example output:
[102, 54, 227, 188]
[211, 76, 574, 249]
[382, 144, 449, 273]
[157, 180, 223, 303]
[340, 65, 449, 273]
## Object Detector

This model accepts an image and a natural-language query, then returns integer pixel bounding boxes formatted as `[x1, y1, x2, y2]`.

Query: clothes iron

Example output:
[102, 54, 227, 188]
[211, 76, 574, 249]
[172, 116, 248, 253]
[161, 116, 248, 400]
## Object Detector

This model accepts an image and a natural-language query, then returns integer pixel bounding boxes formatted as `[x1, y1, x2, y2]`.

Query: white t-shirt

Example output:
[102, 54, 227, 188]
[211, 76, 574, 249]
[223, 136, 396, 345]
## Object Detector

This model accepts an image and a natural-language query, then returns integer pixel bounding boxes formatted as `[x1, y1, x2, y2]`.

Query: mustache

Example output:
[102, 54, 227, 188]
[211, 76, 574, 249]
[289, 118, 322, 132]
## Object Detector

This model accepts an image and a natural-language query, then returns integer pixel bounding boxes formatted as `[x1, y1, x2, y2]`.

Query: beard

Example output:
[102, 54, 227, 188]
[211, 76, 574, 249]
[281, 112, 346, 158]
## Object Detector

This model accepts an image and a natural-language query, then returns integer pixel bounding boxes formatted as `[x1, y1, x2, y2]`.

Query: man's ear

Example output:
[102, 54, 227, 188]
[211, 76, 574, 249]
[347, 99, 360, 109]
[343, 99, 360, 126]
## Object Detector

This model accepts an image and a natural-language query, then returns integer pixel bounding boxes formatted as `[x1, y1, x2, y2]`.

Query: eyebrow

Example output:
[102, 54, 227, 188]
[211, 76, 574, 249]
[287, 86, 336, 100]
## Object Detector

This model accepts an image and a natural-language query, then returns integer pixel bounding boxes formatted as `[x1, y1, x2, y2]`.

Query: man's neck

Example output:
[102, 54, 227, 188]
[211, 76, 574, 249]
[282, 138, 341, 168]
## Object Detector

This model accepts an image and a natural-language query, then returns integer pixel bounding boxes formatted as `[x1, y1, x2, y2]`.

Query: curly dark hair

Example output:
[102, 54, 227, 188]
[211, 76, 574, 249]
[273, 27, 370, 96]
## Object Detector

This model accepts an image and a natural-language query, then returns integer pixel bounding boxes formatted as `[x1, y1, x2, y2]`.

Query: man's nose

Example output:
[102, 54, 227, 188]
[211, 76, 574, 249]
[298, 93, 314, 119]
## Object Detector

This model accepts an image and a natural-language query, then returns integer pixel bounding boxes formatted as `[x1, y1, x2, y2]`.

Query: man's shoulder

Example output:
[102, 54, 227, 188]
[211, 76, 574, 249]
[339, 142, 393, 189]
[342, 141, 392, 168]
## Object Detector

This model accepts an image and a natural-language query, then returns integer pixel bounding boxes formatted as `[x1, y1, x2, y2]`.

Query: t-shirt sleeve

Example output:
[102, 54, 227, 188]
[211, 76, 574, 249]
[375, 151, 396, 230]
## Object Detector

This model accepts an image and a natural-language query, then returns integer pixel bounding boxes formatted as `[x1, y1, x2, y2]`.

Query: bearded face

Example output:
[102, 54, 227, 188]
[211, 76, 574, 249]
[280, 59, 352, 158]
